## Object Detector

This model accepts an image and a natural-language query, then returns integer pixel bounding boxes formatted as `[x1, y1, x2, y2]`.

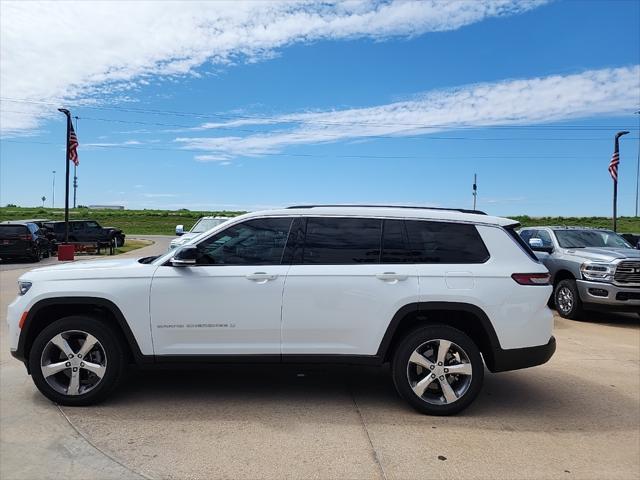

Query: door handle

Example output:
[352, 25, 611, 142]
[246, 272, 279, 282]
[376, 272, 408, 282]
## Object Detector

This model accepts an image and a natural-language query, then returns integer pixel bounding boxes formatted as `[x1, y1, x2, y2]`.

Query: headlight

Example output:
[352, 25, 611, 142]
[580, 262, 615, 282]
[18, 281, 32, 296]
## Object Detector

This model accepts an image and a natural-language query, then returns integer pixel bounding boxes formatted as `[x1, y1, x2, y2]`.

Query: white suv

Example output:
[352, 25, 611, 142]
[7, 206, 555, 415]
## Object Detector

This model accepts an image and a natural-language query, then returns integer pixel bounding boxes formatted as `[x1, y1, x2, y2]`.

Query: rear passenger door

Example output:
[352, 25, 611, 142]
[281, 217, 419, 356]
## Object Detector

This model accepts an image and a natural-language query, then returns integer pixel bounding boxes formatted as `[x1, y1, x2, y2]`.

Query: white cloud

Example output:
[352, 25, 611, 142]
[142, 193, 180, 198]
[0, 0, 547, 134]
[176, 65, 640, 160]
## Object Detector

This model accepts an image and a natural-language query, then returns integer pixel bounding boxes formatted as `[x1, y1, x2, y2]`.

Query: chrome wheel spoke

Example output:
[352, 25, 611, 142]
[446, 362, 472, 376]
[412, 375, 436, 397]
[409, 351, 434, 370]
[50, 334, 75, 357]
[42, 361, 69, 378]
[67, 373, 80, 395]
[438, 377, 458, 404]
[436, 340, 451, 365]
[81, 361, 106, 379]
[77, 334, 99, 358]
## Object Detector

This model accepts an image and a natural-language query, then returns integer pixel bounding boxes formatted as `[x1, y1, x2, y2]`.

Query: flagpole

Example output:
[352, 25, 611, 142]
[73, 115, 79, 208]
[58, 108, 72, 243]
[612, 131, 630, 232]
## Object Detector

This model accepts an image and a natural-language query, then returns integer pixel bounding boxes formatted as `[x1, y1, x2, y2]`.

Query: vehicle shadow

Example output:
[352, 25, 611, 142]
[554, 309, 639, 327]
[58, 362, 639, 435]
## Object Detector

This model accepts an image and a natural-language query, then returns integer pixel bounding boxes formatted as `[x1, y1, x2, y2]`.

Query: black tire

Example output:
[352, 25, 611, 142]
[29, 316, 126, 406]
[391, 325, 484, 416]
[554, 279, 583, 319]
[30, 246, 41, 262]
[42, 245, 50, 258]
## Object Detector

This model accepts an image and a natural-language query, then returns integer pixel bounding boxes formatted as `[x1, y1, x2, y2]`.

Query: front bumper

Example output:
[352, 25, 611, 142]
[489, 336, 556, 373]
[576, 279, 640, 310]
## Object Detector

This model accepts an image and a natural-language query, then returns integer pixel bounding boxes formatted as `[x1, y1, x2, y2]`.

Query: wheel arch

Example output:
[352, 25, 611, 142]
[553, 268, 576, 285]
[377, 302, 502, 371]
[17, 297, 147, 372]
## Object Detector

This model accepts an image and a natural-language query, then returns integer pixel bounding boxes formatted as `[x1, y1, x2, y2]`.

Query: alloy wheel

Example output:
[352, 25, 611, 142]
[406, 339, 473, 405]
[40, 330, 107, 396]
[556, 286, 574, 314]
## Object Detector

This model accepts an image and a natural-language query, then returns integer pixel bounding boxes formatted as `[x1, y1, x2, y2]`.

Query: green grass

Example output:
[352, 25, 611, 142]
[1, 206, 639, 234]
[0, 206, 243, 235]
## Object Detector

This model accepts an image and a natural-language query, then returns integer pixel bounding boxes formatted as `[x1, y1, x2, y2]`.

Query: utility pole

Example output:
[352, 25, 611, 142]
[472, 173, 478, 210]
[73, 116, 78, 208]
[51, 170, 56, 207]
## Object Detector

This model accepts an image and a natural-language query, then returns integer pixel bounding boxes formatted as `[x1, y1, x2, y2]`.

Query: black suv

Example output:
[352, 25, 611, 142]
[44, 220, 125, 246]
[0, 223, 51, 261]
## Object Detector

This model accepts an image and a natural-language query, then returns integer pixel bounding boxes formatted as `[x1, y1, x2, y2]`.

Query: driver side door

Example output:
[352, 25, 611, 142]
[149, 217, 293, 356]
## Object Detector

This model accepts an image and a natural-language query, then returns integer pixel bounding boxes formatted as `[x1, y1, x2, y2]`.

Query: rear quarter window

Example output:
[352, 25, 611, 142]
[0, 225, 28, 236]
[405, 220, 490, 264]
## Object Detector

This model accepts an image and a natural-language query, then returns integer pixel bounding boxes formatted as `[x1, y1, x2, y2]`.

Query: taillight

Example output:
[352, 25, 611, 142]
[20, 235, 32, 241]
[511, 273, 550, 285]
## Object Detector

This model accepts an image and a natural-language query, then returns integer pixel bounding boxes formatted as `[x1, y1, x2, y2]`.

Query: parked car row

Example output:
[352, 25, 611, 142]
[0, 219, 125, 262]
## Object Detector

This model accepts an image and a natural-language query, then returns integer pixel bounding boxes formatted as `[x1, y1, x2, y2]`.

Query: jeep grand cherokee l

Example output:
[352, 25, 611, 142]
[7, 206, 555, 415]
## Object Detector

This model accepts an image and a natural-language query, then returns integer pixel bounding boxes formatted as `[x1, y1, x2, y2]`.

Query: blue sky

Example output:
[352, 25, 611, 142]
[1, 0, 639, 216]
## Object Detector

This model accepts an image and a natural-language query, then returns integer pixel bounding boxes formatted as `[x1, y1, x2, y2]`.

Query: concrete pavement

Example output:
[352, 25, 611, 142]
[1, 238, 638, 479]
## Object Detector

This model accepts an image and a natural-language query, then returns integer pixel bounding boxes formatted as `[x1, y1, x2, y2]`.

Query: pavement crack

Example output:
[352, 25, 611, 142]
[349, 385, 389, 480]
[56, 405, 154, 480]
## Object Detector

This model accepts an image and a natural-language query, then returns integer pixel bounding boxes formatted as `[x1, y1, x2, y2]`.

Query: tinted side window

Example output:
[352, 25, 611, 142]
[381, 219, 411, 263]
[536, 230, 553, 247]
[519, 229, 533, 242]
[303, 217, 381, 264]
[196, 218, 292, 266]
[405, 220, 489, 264]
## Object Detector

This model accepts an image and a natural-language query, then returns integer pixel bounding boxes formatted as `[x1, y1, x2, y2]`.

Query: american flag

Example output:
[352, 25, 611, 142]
[608, 149, 619, 182]
[68, 121, 79, 166]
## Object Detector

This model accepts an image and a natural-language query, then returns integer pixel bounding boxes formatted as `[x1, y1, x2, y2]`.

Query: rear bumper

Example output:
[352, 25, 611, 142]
[576, 279, 640, 309]
[0, 246, 32, 257]
[489, 336, 556, 373]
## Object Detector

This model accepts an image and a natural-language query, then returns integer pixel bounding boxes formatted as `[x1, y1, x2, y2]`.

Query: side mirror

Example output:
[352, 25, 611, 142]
[529, 238, 553, 254]
[175, 225, 184, 236]
[171, 245, 197, 266]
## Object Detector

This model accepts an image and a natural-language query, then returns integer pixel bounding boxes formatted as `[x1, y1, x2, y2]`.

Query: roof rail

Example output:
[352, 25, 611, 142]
[285, 205, 487, 215]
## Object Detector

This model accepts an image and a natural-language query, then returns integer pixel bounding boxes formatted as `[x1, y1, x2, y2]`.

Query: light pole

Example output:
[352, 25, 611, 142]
[51, 170, 56, 208]
[635, 111, 639, 217]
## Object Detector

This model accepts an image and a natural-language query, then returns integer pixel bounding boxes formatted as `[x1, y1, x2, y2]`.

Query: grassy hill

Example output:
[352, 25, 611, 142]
[1, 206, 639, 235]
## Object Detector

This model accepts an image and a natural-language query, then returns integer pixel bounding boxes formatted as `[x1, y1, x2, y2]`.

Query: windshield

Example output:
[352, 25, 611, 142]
[190, 218, 227, 234]
[554, 229, 633, 249]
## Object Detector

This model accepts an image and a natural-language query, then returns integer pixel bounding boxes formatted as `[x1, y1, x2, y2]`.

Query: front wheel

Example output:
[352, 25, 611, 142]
[554, 279, 583, 319]
[29, 316, 126, 406]
[392, 325, 484, 416]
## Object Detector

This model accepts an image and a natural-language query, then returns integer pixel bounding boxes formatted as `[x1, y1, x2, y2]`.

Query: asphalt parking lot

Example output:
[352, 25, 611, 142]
[1, 237, 638, 480]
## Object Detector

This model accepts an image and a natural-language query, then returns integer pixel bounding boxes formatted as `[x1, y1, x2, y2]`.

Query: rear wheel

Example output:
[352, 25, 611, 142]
[30, 246, 41, 262]
[554, 279, 583, 319]
[29, 316, 126, 406]
[392, 325, 484, 415]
